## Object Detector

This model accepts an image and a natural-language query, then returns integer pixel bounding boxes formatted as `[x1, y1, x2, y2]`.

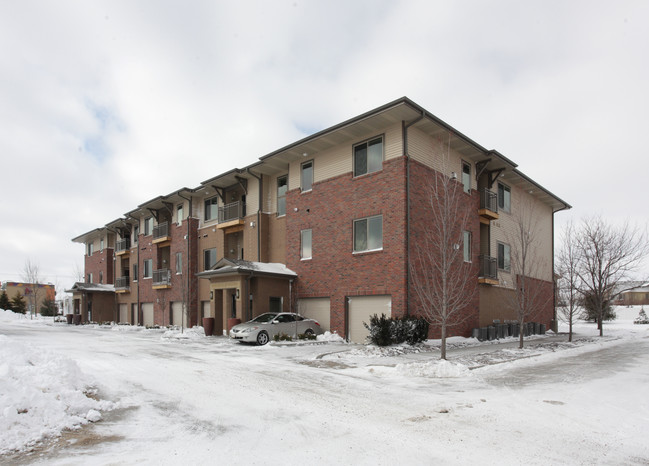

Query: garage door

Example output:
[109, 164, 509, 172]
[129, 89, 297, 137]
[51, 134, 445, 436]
[298, 298, 330, 332]
[348, 295, 391, 344]
[172, 302, 185, 327]
[119, 304, 128, 323]
[142, 303, 154, 327]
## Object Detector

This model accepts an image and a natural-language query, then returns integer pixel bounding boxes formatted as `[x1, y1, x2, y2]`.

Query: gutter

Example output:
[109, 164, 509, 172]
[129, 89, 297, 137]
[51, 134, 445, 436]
[246, 168, 263, 262]
[551, 203, 571, 331]
[178, 191, 193, 329]
[126, 213, 141, 325]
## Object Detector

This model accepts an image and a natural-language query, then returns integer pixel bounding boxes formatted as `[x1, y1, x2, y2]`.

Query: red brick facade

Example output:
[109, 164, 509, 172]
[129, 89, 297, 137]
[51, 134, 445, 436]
[84, 247, 114, 285]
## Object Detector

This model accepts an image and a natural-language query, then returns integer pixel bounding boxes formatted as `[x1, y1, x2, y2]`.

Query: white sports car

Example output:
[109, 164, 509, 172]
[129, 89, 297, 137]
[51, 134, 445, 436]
[229, 312, 323, 345]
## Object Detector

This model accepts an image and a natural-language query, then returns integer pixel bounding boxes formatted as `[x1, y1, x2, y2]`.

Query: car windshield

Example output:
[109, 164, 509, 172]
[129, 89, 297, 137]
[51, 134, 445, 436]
[250, 313, 278, 323]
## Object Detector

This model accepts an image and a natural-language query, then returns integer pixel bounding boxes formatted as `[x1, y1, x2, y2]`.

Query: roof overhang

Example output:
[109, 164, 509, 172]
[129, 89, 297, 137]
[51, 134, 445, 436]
[197, 258, 297, 281]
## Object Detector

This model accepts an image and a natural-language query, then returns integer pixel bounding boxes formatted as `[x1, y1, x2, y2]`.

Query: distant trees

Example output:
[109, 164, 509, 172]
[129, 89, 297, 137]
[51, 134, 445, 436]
[40, 298, 58, 317]
[11, 293, 27, 314]
[0, 291, 10, 311]
[22, 260, 43, 319]
[557, 217, 648, 337]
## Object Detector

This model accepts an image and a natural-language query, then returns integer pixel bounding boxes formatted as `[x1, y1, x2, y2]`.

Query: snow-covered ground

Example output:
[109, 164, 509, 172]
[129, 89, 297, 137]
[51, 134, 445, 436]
[1, 307, 649, 465]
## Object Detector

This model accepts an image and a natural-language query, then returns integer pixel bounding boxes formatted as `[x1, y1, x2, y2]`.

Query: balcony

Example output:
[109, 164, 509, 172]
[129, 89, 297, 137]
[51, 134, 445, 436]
[152, 268, 172, 289]
[115, 276, 130, 293]
[153, 222, 171, 245]
[478, 188, 499, 224]
[217, 201, 246, 230]
[116, 238, 130, 256]
[478, 255, 498, 285]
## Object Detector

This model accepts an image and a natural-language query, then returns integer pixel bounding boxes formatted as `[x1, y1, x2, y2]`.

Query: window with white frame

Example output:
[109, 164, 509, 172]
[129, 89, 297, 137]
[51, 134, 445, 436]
[353, 136, 383, 177]
[100, 238, 104, 252]
[277, 175, 287, 216]
[177, 204, 184, 225]
[133, 264, 138, 282]
[463, 230, 472, 262]
[88, 273, 93, 283]
[462, 161, 471, 194]
[301, 229, 312, 260]
[497, 242, 511, 271]
[143, 259, 153, 278]
[176, 252, 182, 274]
[144, 217, 154, 236]
[205, 197, 218, 221]
[99, 271, 103, 284]
[353, 215, 383, 252]
[498, 182, 511, 212]
[87, 242, 94, 256]
[204, 248, 217, 270]
[132, 225, 139, 244]
[301, 161, 313, 192]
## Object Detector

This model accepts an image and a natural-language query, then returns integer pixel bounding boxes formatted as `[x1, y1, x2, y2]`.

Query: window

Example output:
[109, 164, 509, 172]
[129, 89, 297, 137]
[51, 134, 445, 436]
[353, 215, 383, 252]
[143, 259, 152, 279]
[301, 229, 312, 260]
[354, 137, 383, 177]
[498, 182, 511, 212]
[205, 197, 218, 221]
[463, 231, 471, 262]
[301, 161, 313, 192]
[133, 264, 138, 282]
[497, 242, 511, 271]
[277, 175, 288, 216]
[176, 252, 182, 275]
[99, 271, 103, 284]
[177, 204, 184, 225]
[100, 238, 104, 252]
[87, 242, 94, 256]
[204, 248, 217, 270]
[133, 225, 139, 244]
[144, 217, 154, 236]
[88, 273, 93, 283]
[462, 161, 471, 194]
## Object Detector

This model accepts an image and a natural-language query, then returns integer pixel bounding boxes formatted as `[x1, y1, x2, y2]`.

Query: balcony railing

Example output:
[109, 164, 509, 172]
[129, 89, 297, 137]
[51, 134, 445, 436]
[219, 201, 245, 223]
[153, 222, 170, 241]
[115, 276, 130, 290]
[478, 255, 498, 281]
[116, 238, 130, 254]
[153, 269, 171, 287]
[480, 188, 498, 213]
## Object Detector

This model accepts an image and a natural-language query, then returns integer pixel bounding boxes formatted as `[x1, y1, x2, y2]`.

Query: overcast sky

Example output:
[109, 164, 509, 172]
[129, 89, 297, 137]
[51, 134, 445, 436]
[1, 1, 648, 292]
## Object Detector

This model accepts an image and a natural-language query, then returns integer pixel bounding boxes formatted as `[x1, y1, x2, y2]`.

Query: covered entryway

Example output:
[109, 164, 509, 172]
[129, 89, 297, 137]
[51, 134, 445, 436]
[142, 303, 154, 327]
[298, 298, 331, 332]
[347, 295, 391, 344]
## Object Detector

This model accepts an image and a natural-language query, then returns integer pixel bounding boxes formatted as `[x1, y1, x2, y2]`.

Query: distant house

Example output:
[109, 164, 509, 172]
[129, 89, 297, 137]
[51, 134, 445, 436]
[0, 281, 55, 314]
[619, 284, 649, 306]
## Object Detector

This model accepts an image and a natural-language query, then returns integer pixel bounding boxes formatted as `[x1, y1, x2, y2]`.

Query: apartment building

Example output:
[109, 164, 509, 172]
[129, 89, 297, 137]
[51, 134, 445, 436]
[71, 97, 569, 341]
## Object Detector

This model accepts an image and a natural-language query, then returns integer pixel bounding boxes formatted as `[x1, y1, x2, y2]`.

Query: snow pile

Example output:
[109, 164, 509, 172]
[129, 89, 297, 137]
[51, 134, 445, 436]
[0, 309, 28, 322]
[395, 359, 472, 378]
[0, 335, 114, 454]
[317, 331, 345, 343]
[161, 326, 205, 340]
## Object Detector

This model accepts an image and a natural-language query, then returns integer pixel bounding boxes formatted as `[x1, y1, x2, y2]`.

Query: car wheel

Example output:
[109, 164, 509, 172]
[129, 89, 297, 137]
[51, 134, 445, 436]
[256, 331, 269, 346]
[305, 329, 314, 336]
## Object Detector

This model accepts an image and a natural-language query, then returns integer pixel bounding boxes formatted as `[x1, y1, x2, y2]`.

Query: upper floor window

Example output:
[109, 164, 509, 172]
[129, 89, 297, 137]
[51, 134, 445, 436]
[133, 264, 138, 282]
[498, 182, 511, 212]
[100, 238, 104, 252]
[87, 242, 94, 256]
[176, 252, 183, 274]
[353, 215, 383, 253]
[497, 242, 511, 272]
[204, 248, 217, 270]
[301, 161, 313, 192]
[132, 225, 139, 244]
[144, 217, 154, 236]
[177, 204, 184, 225]
[354, 137, 383, 177]
[301, 229, 312, 260]
[99, 271, 103, 284]
[88, 273, 93, 283]
[463, 230, 472, 262]
[205, 197, 218, 221]
[143, 259, 153, 279]
[277, 175, 288, 216]
[462, 161, 471, 194]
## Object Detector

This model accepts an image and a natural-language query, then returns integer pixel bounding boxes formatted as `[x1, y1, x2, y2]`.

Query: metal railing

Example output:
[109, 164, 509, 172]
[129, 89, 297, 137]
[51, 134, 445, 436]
[115, 276, 130, 290]
[153, 269, 171, 286]
[478, 255, 498, 280]
[116, 238, 130, 253]
[153, 222, 169, 240]
[480, 188, 498, 213]
[218, 201, 245, 223]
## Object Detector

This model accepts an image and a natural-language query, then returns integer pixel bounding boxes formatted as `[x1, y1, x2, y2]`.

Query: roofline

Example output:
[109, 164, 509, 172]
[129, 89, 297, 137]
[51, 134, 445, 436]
[513, 168, 572, 211]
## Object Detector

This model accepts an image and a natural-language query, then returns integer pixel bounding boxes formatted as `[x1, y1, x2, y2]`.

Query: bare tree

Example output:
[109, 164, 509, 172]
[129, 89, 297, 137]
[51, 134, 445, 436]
[556, 220, 581, 342]
[410, 155, 477, 360]
[22, 260, 43, 320]
[72, 262, 84, 282]
[507, 198, 553, 349]
[574, 217, 649, 337]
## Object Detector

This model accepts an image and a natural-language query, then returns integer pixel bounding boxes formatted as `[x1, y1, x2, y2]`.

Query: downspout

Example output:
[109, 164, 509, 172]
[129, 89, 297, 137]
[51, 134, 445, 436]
[127, 214, 140, 326]
[552, 204, 570, 332]
[403, 112, 425, 317]
[178, 192, 193, 330]
[247, 168, 262, 262]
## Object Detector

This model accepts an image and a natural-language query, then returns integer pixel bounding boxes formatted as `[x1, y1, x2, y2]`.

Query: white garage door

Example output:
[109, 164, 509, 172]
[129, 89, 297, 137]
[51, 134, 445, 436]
[142, 303, 154, 327]
[172, 302, 185, 327]
[298, 298, 330, 332]
[119, 304, 128, 323]
[348, 295, 391, 344]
